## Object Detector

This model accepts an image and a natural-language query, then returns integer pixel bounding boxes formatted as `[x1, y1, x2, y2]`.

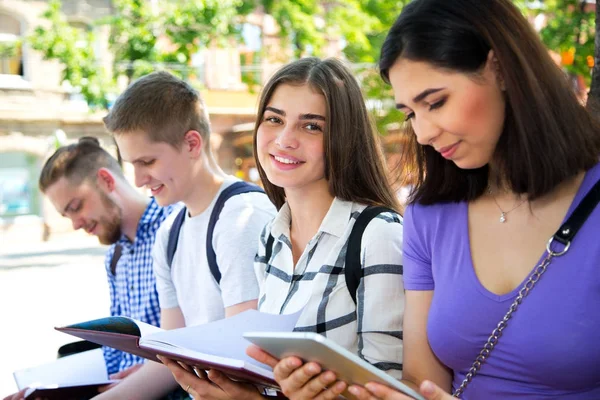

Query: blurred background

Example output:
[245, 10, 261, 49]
[0, 0, 598, 395]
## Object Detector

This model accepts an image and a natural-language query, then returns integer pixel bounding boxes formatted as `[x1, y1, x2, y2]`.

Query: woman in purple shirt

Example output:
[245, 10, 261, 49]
[256, 0, 600, 399]
[346, 0, 600, 399]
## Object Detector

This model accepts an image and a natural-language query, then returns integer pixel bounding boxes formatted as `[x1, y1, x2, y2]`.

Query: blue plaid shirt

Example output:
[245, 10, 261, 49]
[102, 198, 178, 375]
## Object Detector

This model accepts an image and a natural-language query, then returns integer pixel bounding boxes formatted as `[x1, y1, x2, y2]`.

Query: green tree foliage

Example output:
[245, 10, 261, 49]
[259, 0, 408, 133]
[262, 0, 325, 56]
[162, 0, 252, 77]
[315, 1, 408, 134]
[29, 0, 253, 107]
[588, 0, 600, 113]
[339, 0, 408, 134]
[536, 0, 595, 82]
[100, 0, 160, 81]
[27, 0, 111, 109]
[0, 41, 19, 58]
[28, 0, 408, 128]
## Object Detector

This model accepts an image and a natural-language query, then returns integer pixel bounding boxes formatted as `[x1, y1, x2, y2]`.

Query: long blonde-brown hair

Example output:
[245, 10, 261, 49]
[253, 57, 400, 212]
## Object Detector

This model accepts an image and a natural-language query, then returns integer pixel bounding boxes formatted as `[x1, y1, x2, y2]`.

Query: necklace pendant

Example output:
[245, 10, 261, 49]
[500, 212, 507, 223]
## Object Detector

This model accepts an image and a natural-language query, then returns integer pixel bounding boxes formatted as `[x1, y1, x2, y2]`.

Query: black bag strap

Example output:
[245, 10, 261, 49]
[552, 178, 600, 246]
[166, 181, 265, 284]
[264, 233, 275, 264]
[345, 206, 397, 305]
[109, 244, 122, 276]
[166, 206, 187, 270]
[205, 181, 265, 284]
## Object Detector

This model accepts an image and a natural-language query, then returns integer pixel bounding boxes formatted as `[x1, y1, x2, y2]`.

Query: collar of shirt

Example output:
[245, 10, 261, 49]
[270, 197, 354, 242]
[116, 197, 172, 246]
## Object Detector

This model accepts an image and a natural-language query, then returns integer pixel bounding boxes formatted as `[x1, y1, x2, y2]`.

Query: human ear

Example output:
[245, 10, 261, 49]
[487, 50, 505, 91]
[96, 168, 116, 193]
[183, 130, 203, 158]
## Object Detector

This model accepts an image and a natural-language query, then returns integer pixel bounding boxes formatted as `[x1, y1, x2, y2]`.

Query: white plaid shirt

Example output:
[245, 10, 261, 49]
[103, 198, 178, 374]
[255, 198, 405, 378]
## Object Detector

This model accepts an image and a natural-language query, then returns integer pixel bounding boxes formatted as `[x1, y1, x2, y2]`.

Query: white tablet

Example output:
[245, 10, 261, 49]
[243, 331, 425, 400]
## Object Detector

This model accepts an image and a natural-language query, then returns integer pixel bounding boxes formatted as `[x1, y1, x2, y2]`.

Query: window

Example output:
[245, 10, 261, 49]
[0, 152, 40, 218]
[0, 13, 23, 77]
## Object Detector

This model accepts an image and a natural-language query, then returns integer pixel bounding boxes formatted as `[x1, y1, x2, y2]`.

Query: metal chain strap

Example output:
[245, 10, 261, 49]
[452, 236, 570, 398]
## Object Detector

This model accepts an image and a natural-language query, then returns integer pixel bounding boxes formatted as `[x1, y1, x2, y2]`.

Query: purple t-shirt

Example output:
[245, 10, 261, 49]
[403, 162, 600, 399]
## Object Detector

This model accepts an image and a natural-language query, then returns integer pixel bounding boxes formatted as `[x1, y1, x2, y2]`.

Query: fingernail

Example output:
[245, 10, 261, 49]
[348, 386, 359, 395]
[421, 381, 435, 396]
[326, 371, 337, 381]
[307, 364, 320, 374]
[335, 381, 347, 391]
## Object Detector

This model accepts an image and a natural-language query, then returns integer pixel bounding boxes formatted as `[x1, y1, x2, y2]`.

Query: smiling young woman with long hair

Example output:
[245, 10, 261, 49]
[159, 57, 406, 400]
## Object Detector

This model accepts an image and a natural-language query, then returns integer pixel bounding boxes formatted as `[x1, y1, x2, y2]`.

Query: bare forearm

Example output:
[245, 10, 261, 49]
[93, 361, 178, 400]
[402, 361, 453, 393]
[399, 378, 420, 391]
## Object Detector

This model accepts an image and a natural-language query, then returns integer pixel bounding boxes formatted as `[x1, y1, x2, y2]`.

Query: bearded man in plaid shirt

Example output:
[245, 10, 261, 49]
[38, 137, 178, 385]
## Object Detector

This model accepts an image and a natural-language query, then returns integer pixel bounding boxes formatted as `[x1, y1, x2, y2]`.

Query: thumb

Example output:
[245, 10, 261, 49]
[419, 380, 453, 400]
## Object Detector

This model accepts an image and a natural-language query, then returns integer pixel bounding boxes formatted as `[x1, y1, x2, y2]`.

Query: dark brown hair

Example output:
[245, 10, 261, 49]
[253, 57, 401, 212]
[39, 137, 124, 192]
[103, 71, 211, 150]
[379, 0, 600, 204]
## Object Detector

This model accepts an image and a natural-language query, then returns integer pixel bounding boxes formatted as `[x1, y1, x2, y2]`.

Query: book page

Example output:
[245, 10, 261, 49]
[135, 319, 164, 337]
[13, 348, 108, 390]
[141, 310, 302, 368]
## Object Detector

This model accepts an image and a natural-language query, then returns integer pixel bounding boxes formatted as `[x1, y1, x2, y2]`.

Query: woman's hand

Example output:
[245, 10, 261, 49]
[157, 355, 263, 400]
[247, 345, 347, 399]
[347, 380, 454, 400]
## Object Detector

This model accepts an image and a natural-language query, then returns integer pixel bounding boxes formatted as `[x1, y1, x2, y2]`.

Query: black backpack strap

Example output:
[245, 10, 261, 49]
[264, 233, 275, 264]
[166, 206, 187, 269]
[109, 244, 122, 276]
[345, 206, 397, 305]
[206, 181, 265, 284]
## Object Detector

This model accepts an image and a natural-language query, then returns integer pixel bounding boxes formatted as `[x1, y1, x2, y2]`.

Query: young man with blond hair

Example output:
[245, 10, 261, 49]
[94, 71, 275, 399]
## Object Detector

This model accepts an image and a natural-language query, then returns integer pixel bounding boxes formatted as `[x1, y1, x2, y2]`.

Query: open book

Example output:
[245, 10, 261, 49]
[56, 310, 301, 388]
[13, 348, 117, 400]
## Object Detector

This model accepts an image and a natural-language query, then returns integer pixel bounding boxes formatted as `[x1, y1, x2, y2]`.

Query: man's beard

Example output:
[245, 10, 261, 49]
[97, 191, 123, 245]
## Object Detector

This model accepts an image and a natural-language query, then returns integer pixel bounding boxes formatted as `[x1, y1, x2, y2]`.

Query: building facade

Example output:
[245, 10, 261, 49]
[0, 0, 282, 242]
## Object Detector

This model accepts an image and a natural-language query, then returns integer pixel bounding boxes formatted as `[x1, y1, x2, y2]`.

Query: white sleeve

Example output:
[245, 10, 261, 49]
[358, 212, 405, 379]
[152, 214, 180, 310]
[212, 193, 276, 308]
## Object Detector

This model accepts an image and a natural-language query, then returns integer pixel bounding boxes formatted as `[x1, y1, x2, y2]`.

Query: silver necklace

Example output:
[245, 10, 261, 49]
[487, 187, 527, 223]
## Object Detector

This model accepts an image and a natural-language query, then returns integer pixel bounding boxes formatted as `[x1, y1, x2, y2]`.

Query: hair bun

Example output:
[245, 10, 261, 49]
[78, 136, 101, 146]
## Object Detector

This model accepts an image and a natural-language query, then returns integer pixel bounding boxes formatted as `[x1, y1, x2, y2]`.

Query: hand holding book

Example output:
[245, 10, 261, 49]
[157, 356, 267, 399]
[244, 333, 425, 400]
